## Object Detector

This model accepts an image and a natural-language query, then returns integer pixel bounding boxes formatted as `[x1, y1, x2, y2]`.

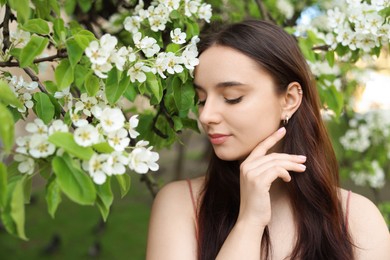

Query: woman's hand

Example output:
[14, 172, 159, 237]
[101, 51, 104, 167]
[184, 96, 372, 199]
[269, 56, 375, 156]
[237, 127, 307, 228]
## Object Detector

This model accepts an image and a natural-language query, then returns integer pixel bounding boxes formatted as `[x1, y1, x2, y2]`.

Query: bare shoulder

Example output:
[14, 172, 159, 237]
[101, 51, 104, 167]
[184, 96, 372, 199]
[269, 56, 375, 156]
[146, 176, 205, 260]
[339, 188, 390, 259]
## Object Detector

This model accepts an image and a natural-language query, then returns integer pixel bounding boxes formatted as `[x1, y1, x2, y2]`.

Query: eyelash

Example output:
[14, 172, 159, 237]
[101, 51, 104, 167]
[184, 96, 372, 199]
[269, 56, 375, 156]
[197, 96, 243, 106]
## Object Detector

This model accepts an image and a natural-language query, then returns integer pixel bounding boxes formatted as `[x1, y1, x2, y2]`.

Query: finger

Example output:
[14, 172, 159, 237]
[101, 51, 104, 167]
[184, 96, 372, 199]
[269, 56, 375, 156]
[241, 153, 306, 173]
[244, 127, 286, 163]
[244, 160, 306, 179]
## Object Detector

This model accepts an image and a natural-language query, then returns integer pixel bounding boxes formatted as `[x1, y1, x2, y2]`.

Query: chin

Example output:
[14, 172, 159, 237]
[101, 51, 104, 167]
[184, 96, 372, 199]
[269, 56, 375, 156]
[214, 149, 249, 162]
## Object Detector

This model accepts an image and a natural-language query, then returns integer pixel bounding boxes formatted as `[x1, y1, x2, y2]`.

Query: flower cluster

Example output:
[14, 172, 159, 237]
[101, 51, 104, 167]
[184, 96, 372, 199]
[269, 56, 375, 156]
[324, 0, 390, 53]
[340, 109, 390, 188]
[85, 0, 209, 81]
[14, 106, 159, 185]
[6, 75, 38, 113]
[85, 34, 134, 78]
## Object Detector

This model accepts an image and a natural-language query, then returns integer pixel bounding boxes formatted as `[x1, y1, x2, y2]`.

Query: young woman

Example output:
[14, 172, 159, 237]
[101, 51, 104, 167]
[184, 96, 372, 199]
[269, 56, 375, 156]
[146, 20, 390, 259]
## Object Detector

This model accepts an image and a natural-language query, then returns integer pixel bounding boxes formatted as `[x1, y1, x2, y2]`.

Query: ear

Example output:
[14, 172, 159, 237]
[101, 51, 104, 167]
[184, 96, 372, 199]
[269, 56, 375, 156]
[279, 82, 303, 121]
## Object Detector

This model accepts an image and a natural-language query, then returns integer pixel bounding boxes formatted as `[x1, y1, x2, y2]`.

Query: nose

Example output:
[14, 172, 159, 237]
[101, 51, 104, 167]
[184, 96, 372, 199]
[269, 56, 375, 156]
[199, 98, 222, 126]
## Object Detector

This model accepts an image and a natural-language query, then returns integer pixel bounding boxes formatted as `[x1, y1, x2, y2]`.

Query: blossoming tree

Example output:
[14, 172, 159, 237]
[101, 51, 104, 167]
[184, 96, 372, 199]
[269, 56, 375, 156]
[0, 0, 389, 239]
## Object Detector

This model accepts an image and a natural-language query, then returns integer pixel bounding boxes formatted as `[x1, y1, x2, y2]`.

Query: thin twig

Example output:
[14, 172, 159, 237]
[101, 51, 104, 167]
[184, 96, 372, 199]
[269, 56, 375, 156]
[254, 0, 270, 21]
[312, 45, 330, 52]
[140, 174, 159, 198]
[0, 51, 67, 67]
[22, 67, 66, 117]
[2, 5, 12, 50]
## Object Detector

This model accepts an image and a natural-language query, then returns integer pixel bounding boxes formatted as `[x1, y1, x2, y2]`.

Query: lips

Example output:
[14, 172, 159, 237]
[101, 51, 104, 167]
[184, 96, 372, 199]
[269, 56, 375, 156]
[208, 134, 231, 145]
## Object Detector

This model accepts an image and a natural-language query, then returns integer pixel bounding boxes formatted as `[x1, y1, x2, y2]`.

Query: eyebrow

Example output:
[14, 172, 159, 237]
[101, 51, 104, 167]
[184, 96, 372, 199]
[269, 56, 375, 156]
[194, 81, 246, 90]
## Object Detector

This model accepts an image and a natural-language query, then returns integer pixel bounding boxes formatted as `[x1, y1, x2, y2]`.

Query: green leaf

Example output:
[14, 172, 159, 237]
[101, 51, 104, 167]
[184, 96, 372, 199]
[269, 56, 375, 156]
[106, 72, 129, 104]
[48, 132, 94, 161]
[325, 51, 335, 68]
[298, 37, 316, 62]
[105, 68, 120, 104]
[0, 79, 23, 109]
[33, 92, 55, 124]
[8, 0, 30, 23]
[49, 0, 61, 16]
[146, 73, 163, 103]
[64, 0, 77, 14]
[85, 73, 100, 97]
[74, 64, 90, 88]
[96, 179, 113, 221]
[173, 80, 195, 112]
[172, 116, 183, 131]
[0, 162, 7, 209]
[74, 30, 96, 49]
[55, 59, 74, 90]
[0, 103, 15, 154]
[66, 38, 84, 67]
[19, 35, 49, 68]
[44, 80, 57, 94]
[166, 43, 180, 53]
[53, 18, 66, 45]
[20, 18, 50, 35]
[52, 154, 96, 205]
[45, 175, 62, 218]
[115, 174, 131, 198]
[2, 176, 28, 240]
[123, 82, 137, 102]
[77, 0, 92, 13]
[92, 142, 114, 153]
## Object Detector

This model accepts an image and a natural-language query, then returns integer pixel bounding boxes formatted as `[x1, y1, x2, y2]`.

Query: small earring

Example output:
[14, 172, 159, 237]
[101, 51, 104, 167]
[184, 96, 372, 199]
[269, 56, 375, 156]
[283, 115, 289, 125]
[298, 88, 303, 94]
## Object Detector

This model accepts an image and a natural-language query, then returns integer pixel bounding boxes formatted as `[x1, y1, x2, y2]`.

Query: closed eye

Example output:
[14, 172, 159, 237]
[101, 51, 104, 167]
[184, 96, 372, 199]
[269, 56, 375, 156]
[224, 96, 243, 104]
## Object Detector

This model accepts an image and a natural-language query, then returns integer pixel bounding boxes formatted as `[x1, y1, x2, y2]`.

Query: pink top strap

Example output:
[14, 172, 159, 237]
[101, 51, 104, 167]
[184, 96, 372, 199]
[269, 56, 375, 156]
[345, 190, 352, 230]
[186, 179, 199, 240]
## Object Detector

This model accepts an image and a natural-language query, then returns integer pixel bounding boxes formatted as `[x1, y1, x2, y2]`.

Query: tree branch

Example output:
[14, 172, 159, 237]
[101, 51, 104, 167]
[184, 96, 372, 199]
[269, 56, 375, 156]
[254, 0, 273, 22]
[2, 5, 12, 51]
[312, 45, 330, 52]
[22, 67, 66, 117]
[140, 174, 159, 198]
[0, 51, 68, 67]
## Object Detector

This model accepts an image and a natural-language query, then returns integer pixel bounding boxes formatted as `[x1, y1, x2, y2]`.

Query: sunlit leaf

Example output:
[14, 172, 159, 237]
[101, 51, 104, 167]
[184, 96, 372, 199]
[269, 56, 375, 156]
[45, 175, 62, 218]
[115, 174, 131, 198]
[20, 18, 50, 35]
[0, 80, 23, 109]
[55, 59, 74, 90]
[19, 35, 49, 68]
[33, 92, 55, 124]
[48, 132, 94, 161]
[96, 180, 113, 221]
[52, 154, 96, 205]
[0, 162, 7, 209]
[0, 103, 15, 154]
[66, 38, 84, 67]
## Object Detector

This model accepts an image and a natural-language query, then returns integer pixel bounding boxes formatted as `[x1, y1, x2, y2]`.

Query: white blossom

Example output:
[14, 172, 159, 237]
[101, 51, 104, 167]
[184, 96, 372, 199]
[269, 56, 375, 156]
[74, 93, 98, 117]
[276, 0, 294, 19]
[74, 124, 100, 147]
[10, 28, 31, 47]
[107, 151, 129, 175]
[165, 52, 184, 74]
[48, 120, 69, 135]
[26, 118, 48, 135]
[99, 107, 125, 133]
[107, 128, 130, 151]
[128, 146, 159, 174]
[88, 153, 111, 184]
[124, 16, 142, 34]
[15, 136, 30, 155]
[14, 154, 35, 175]
[29, 134, 56, 158]
[127, 62, 150, 83]
[198, 3, 212, 22]
[170, 28, 187, 44]
[128, 115, 140, 139]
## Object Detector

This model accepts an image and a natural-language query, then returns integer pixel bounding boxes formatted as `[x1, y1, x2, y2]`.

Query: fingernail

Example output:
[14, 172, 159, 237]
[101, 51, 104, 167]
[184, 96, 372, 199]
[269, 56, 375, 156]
[298, 155, 307, 161]
[299, 164, 306, 170]
[277, 127, 286, 133]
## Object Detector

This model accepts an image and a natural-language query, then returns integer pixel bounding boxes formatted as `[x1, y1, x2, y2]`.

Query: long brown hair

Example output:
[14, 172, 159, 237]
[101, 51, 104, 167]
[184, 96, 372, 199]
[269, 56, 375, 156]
[196, 20, 353, 259]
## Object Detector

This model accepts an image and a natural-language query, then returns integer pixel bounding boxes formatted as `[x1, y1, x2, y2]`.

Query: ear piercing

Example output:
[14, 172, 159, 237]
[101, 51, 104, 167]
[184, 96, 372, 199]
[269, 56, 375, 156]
[298, 88, 303, 94]
[283, 115, 289, 125]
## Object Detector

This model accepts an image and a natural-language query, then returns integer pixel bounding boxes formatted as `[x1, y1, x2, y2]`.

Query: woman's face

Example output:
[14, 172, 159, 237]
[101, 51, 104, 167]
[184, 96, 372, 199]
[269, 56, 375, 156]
[194, 45, 285, 161]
